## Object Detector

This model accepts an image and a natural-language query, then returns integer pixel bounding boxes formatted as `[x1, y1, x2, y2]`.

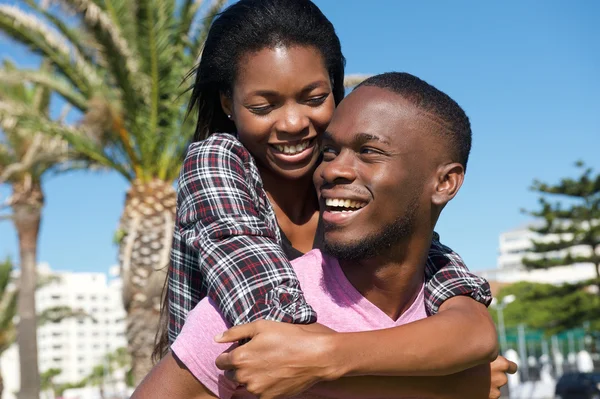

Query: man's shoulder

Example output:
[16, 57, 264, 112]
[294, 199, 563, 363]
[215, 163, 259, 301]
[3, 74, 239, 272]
[289, 249, 332, 295]
[290, 249, 324, 272]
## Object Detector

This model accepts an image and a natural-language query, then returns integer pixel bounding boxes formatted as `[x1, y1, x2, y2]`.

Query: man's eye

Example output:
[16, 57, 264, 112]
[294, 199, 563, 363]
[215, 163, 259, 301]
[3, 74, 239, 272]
[321, 146, 337, 158]
[360, 147, 381, 155]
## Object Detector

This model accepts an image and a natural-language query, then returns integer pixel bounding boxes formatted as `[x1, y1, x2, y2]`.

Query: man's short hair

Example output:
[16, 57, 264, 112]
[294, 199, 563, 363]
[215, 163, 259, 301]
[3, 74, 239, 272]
[356, 72, 472, 171]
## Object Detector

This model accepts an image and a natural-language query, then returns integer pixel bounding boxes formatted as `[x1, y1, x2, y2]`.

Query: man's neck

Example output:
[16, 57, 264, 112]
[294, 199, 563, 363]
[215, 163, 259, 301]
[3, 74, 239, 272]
[338, 233, 432, 321]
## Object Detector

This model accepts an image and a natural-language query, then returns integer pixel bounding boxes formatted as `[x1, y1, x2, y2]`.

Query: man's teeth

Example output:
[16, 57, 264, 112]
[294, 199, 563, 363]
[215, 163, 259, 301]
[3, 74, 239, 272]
[324, 198, 367, 212]
[274, 140, 310, 154]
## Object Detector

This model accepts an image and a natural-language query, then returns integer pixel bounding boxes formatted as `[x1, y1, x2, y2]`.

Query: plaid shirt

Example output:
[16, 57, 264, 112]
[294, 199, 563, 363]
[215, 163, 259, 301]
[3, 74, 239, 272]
[168, 133, 491, 343]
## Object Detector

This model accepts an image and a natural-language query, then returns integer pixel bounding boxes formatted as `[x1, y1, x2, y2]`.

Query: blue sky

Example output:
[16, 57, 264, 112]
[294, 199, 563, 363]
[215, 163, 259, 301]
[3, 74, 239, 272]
[0, 0, 599, 274]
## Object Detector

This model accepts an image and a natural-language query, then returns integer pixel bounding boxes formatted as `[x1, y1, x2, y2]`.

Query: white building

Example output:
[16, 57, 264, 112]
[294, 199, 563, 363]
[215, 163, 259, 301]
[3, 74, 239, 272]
[478, 224, 597, 286]
[1, 264, 127, 399]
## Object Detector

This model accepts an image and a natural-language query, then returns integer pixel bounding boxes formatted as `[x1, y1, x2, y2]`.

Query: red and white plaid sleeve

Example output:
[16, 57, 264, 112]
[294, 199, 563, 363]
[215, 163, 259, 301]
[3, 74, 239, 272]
[168, 134, 316, 343]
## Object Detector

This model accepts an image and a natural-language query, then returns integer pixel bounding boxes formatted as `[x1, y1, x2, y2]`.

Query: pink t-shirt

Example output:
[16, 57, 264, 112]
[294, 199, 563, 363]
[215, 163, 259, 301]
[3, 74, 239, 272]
[172, 249, 427, 398]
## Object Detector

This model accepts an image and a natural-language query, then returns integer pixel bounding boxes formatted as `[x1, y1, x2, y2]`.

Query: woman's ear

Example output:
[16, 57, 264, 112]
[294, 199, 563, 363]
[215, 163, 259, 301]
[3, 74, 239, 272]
[431, 162, 465, 206]
[220, 92, 233, 120]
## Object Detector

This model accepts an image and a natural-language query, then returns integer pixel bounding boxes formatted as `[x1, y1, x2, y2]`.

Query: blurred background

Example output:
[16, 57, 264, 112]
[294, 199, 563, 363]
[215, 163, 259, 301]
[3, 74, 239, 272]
[0, 0, 598, 398]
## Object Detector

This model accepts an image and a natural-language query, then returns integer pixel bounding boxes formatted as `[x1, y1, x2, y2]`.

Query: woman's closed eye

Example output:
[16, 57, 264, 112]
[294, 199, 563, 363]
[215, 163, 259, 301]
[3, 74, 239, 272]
[247, 104, 274, 115]
[305, 93, 330, 106]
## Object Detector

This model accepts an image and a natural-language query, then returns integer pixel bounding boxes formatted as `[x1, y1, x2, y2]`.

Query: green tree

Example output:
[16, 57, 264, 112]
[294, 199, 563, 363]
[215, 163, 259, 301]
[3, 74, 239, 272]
[0, 60, 88, 399]
[0, 258, 87, 398]
[523, 162, 600, 292]
[40, 368, 61, 399]
[83, 347, 131, 399]
[0, 258, 17, 399]
[492, 281, 600, 335]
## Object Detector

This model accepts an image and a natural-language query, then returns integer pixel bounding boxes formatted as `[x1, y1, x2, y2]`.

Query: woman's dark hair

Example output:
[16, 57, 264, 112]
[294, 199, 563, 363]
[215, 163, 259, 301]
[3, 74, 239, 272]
[189, 0, 346, 141]
[153, 0, 345, 362]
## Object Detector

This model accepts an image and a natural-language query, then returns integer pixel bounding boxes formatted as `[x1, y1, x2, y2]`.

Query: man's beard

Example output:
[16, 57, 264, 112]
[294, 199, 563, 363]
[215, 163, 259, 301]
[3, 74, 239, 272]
[323, 198, 419, 261]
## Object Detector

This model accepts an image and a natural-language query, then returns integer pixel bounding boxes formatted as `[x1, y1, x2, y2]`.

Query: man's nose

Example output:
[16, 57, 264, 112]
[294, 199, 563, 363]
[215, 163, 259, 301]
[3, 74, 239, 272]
[319, 150, 357, 184]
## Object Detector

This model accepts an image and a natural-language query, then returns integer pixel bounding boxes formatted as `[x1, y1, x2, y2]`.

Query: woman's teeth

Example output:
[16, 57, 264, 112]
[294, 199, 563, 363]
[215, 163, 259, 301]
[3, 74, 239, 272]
[273, 140, 310, 155]
[324, 198, 367, 212]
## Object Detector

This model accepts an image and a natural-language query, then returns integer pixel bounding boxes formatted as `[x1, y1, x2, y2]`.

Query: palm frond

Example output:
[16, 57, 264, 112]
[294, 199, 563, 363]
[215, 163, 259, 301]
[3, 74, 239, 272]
[57, 0, 148, 110]
[177, 0, 201, 47]
[0, 5, 101, 94]
[0, 258, 16, 352]
[0, 69, 89, 112]
[0, 98, 133, 181]
[189, 0, 226, 60]
[24, 0, 98, 67]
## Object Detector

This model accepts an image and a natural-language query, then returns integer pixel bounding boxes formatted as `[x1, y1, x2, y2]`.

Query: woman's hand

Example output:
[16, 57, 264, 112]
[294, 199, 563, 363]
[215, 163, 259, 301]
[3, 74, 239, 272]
[215, 320, 339, 398]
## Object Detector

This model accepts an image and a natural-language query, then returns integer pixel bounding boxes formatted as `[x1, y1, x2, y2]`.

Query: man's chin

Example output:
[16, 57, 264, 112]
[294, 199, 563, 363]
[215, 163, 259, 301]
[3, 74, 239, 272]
[323, 237, 374, 261]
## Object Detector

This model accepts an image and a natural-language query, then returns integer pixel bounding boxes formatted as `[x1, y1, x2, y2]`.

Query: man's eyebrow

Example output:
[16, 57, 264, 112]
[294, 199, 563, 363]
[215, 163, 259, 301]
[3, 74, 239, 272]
[322, 131, 391, 145]
[354, 132, 390, 145]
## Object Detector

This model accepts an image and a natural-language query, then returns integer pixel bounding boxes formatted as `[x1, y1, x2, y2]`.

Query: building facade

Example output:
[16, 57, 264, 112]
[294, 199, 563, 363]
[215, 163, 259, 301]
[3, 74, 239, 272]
[1, 264, 127, 399]
[478, 224, 597, 287]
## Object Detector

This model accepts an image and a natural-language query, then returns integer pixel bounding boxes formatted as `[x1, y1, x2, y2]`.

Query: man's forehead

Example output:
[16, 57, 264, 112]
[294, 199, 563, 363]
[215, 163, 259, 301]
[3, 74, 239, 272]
[329, 86, 448, 141]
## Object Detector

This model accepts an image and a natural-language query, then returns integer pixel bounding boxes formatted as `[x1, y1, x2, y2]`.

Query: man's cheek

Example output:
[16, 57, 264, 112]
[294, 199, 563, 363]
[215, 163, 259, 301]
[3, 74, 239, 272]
[313, 167, 324, 189]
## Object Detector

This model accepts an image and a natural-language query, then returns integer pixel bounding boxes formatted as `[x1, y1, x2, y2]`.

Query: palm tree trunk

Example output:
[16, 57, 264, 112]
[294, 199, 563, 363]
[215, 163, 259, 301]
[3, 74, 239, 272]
[12, 181, 43, 399]
[119, 179, 176, 384]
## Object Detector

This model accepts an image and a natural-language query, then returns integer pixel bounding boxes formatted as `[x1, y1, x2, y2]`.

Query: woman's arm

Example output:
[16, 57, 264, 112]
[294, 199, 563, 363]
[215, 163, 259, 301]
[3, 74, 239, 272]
[423, 233, 493, 314]
[168, 134, 315, 341]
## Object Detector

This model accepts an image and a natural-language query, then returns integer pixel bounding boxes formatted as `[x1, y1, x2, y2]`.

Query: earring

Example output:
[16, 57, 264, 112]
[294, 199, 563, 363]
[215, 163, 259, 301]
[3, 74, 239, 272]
[227, 114, 232, 119]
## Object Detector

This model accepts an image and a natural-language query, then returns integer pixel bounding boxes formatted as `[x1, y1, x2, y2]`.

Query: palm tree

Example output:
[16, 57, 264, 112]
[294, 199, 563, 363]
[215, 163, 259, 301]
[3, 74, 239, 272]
[0, 0, 227, 383]
[0, 1, 369, 383]
[0, 258, 17, 399]
[0, 60, 87, 399]
[0, 258, 85, 399]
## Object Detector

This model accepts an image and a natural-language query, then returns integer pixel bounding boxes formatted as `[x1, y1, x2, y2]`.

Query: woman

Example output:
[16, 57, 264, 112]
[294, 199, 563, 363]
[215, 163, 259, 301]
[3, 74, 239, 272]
[153, 0, 505, 396]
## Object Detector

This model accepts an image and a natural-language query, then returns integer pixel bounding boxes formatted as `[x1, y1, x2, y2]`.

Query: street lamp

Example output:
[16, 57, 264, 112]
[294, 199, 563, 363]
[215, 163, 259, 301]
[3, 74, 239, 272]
[491, 294, 516, 355]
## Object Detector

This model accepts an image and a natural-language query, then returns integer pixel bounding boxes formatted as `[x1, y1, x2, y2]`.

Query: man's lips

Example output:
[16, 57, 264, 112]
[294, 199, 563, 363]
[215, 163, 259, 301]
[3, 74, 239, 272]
[320, 192, 371, 225]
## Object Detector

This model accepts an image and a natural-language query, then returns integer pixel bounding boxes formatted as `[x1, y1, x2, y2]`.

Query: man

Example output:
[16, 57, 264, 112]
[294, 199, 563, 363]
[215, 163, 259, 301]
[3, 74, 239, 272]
[134, 73, 515, 398]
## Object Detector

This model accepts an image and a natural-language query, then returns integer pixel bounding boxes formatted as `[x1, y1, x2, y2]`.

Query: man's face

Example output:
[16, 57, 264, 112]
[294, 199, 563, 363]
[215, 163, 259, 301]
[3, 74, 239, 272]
[314, 86, 444, 260]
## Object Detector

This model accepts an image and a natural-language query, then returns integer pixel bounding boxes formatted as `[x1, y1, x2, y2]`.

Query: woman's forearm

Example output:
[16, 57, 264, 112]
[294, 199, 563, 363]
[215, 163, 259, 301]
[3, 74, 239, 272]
[313, 364, 491, 399]
[328, 296, 498, 378]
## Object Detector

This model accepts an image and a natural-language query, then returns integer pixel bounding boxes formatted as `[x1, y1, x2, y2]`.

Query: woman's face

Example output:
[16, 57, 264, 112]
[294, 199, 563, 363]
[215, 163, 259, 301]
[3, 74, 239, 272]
[222, 45, 335, 180]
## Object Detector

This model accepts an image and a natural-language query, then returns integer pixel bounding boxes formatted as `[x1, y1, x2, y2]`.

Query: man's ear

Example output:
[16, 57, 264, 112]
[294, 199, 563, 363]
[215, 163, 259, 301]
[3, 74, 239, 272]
[431, 162, 465, 206]
[220, 92, 233, 119]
